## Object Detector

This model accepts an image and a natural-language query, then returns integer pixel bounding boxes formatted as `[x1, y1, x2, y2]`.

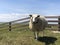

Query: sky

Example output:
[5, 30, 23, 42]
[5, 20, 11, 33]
[0, 0, 60, 22]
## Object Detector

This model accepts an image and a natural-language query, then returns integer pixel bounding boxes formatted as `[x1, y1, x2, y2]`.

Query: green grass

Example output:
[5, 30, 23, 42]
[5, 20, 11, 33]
[0, 24, 60, 45]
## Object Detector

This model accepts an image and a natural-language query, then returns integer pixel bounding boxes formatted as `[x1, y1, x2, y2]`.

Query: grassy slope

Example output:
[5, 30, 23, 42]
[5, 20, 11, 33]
[0, 23, 60, 45]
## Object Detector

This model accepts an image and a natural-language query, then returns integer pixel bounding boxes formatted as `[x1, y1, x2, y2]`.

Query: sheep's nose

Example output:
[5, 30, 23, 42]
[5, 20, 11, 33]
[33, 22, 38, 24]
[33, 22, 35, 24]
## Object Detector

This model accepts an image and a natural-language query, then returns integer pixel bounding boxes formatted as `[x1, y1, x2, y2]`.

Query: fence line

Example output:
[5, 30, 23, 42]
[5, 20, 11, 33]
[0, 16, 60, 31]
[46, 16, 60, 31]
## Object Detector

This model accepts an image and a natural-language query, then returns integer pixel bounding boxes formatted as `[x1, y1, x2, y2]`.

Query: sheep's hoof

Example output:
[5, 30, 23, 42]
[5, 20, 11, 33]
[34, 37, 38, 40]
[35, 39, 38, 40]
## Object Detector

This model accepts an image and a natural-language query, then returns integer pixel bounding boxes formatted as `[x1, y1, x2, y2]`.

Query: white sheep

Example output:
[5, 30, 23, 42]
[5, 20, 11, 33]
[29, 14, 47, 40]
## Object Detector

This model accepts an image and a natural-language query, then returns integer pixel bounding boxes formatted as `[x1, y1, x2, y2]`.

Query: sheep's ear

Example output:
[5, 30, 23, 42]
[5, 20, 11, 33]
[37, 15, 40, 17]
[29, 15, 32, 17]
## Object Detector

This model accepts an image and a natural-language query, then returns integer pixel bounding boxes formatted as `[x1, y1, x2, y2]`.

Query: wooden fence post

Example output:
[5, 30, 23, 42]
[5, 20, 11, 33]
[58, 16, 60, 31]
[9, 22, 11, 31]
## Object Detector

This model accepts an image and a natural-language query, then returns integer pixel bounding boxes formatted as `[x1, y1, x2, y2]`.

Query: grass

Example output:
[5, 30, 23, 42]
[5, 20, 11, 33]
[0, 24, 60, 45]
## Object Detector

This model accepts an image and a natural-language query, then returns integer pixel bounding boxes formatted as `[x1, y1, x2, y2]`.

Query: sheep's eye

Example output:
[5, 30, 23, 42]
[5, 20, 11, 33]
[37, 15, 40, 17]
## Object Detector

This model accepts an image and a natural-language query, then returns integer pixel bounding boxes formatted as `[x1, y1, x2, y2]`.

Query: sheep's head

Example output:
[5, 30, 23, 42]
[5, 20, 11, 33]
[29, 14, 40, 24]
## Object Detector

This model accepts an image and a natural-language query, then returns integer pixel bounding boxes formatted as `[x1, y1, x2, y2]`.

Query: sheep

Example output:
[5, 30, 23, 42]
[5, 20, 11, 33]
[29, 14, 47, 40]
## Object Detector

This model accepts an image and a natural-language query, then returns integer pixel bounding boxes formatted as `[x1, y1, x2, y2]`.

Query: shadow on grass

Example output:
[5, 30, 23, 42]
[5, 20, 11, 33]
[37, 36, 57, 45]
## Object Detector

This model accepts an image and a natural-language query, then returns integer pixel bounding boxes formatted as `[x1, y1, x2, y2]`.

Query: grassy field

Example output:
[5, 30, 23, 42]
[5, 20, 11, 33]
[0, 23, 60, 45]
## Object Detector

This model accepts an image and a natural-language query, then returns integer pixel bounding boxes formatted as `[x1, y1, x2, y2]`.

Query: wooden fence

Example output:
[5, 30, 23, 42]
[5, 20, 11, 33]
[0, 16, 60, 31]
[45, 16, 59, 31]
[0, 17, 30, 31]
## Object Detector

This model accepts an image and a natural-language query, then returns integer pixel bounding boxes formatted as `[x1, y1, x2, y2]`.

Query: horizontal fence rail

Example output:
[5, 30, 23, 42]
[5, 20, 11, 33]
[45, 16, 59, 18]
[11, 17, 30, 23]
[47, 20, 58, 22]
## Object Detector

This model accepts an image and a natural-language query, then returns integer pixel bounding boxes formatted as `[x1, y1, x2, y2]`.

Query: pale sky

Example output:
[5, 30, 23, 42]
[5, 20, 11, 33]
[0, 0, 60, 22]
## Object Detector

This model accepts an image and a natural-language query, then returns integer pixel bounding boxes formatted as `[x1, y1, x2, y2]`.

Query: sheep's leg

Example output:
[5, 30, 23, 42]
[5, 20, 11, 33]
[34, 31, 36, 39]
[34, 31, 37, 39]
[34, 31, 39, 40]
[36, 32, 39, 40]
